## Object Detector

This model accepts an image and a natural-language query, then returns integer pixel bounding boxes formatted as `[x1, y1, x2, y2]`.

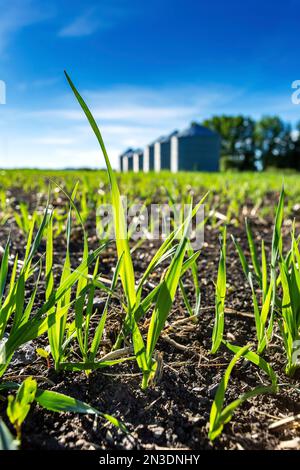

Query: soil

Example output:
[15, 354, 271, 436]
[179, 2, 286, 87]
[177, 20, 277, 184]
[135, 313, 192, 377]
[0, 190, 300, 451]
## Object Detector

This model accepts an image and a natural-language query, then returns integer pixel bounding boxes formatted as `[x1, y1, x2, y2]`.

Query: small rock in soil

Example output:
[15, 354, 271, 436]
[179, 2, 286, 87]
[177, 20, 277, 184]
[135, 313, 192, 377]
[148, 425, 165, 438]
[92, 297, 106, 311]
[11, 341, 36, 365]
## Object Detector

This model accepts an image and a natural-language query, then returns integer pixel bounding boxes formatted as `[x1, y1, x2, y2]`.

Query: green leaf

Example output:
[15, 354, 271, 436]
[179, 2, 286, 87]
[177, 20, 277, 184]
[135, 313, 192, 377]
[209, 344, 250, 440]
[224, 341, 278, 389]
[89, 253, 124, 362]
[7, 377, 37, 432]
[211, 227, 227, 354]
[245, 218, 262, 283]
[1, 382, 127, 434]
[36, 348, 50, 359]
[35, 389, 127, 432]
[209, 343, 277, 441]
[0, 237, 9, 306]
[271, 186, 284, 268]
[0, 419, 18, 450]
[65, 71, 136, 311]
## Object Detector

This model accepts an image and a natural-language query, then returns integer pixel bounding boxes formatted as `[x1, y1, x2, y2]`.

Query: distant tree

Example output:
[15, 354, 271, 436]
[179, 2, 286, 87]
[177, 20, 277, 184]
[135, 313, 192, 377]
[287, 121, 300, 171]
[254, 116, 294, 170]
[203, 115, 256, 170]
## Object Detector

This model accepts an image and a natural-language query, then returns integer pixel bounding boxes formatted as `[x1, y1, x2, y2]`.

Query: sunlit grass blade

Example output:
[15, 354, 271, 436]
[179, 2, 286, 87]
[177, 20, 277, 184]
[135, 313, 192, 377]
[279, 257, 300, 376]
[89, 253, 124, 362]
[231, 234, 250, 279]
[35, 389, 127, 432]
[261, 239, 267, 300]
[211, 226, 227, 354]
[271, 185, 284, 269]
[0, 237, 9, 307]
[0, 381, 127, 433]
[65, 71, 136, 311]
[0, 244, 106, 377]
[209, 342, 277, 441]
[209, 344, 250, 440]
[245, 218, 262, 284]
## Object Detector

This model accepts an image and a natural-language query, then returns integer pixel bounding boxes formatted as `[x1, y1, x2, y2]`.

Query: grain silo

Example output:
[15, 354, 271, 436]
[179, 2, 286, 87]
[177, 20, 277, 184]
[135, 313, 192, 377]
[154, 130, 178, 171]
[143, 143, 155, 172]
[120, 148, 134, 173]
[133, 149, 143, 172]
[171, 123, 220, 172]
[119, 154, 124, 172]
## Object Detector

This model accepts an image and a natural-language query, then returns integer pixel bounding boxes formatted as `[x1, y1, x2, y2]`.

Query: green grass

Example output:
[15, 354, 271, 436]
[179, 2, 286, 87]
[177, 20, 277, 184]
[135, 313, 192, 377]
[0, 75, 300, 446]
[208, 342, 278, 441]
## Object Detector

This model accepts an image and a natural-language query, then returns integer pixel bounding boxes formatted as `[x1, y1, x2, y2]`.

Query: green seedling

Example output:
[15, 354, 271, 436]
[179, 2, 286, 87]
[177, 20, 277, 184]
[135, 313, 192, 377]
[65, 71, 208, 388]
[279, 230, 300, 376]
[36, 348, 51, 368]
[1, 381, 127, 434]
[232, 187, 284, 353]
[211, 226, 227, 354]
[209, 342, 278, 441]
[7, 377, 37, 440]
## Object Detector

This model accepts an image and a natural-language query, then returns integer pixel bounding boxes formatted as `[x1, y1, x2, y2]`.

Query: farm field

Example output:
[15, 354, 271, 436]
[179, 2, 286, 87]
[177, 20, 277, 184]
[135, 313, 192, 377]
[0, 166, 300, 451]
[0, 79, 300, 452]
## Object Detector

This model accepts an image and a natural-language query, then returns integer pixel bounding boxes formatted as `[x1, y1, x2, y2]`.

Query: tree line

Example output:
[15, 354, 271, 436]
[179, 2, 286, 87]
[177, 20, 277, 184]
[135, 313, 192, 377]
[200, 116, 300, 171]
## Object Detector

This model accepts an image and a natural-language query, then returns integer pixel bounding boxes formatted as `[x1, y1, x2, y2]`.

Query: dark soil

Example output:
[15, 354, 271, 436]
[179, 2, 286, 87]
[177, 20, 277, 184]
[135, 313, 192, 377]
[0, 191, 300, 451]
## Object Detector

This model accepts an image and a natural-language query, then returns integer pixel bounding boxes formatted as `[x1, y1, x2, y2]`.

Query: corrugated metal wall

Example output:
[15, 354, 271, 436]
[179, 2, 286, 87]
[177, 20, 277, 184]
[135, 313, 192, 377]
[177, 135, 220, 171]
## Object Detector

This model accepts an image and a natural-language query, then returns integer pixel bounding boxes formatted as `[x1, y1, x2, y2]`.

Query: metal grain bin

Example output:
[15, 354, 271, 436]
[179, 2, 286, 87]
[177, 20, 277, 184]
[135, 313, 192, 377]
[154, 130, 178, 171]
[171, 123, 220, 172]
[143, 144, 155, 172]
[133, 148, 143, 172]
[120, 148, 134, 172]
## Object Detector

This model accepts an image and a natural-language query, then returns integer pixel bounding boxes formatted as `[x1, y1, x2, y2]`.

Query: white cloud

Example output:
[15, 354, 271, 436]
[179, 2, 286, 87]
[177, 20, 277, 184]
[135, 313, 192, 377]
[0, 83, 299, 170]
[58, 3, 133, 38]
[16, 77, 60, 92]
[0, 0, 52, 54]
[58, 10, 100, 38]
[29, 137, 74, 146]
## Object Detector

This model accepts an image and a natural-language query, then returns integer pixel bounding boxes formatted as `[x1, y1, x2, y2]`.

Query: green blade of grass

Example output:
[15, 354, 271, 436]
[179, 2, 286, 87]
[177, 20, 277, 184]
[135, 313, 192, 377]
[245, 218, 262, 284]
[89, 253, 124, 362]
[0, 237, 9, 307]
[209, 343, 250, 440]
[211, 226, 227, 354]
[271, 186, 284, 269]
[209, 342, 277, 441]
[65, 71, 136, 311]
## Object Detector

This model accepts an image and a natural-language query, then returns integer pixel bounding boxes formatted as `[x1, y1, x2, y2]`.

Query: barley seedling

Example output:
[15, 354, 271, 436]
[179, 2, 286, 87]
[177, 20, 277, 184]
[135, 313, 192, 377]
[45, 182, 131, 371]
[13, 203, 31, 235]
[0, 205, 105, 377]
[167, 189, 202, 320]
[65, 72, 207, 388]
[7, 377, 37, 441]
[208, 342, 278, 441]
[2, 379, 126, 437]
[232, 187, 284, 353]
[278, 229, 300, 376]
[211, 226, 227, 354]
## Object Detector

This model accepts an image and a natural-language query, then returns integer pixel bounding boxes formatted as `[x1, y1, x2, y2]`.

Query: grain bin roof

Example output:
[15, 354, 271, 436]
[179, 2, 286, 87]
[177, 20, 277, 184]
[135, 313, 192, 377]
[151, 130, 179, 145]
[178, 123, 217, 138]
[120, 148, 134, 157]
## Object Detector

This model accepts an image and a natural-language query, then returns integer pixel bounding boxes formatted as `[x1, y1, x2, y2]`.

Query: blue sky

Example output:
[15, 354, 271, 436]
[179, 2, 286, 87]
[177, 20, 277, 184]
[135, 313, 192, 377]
[0, 0, 299, 168]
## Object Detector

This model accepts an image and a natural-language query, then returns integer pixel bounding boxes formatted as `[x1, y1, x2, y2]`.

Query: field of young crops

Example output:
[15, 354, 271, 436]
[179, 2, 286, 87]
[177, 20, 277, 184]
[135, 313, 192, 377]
[0, 78, 299, 451]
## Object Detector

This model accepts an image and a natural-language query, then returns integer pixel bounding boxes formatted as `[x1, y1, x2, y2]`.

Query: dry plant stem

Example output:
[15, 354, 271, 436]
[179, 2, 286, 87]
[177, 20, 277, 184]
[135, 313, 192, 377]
[99, 347, 132, 362]
[269, 413, 300, 430]
[166, 306, 254, 333]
